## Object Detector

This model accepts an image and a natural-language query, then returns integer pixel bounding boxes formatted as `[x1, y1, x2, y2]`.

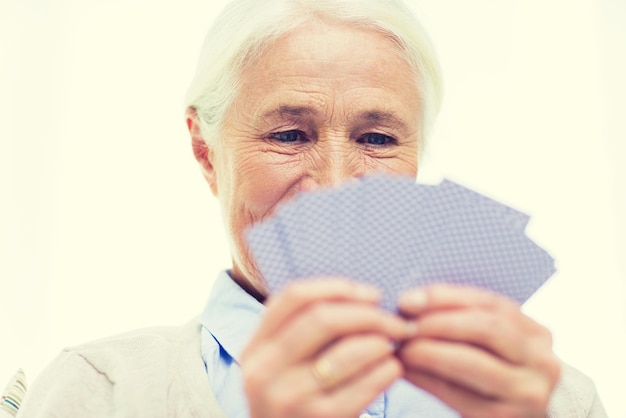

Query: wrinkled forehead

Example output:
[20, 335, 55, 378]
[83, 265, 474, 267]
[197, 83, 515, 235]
[224, 19, 422, 138]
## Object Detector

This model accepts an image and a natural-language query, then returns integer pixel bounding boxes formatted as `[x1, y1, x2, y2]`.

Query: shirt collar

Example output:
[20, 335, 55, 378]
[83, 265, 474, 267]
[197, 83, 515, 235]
[199, 271, 265, 364]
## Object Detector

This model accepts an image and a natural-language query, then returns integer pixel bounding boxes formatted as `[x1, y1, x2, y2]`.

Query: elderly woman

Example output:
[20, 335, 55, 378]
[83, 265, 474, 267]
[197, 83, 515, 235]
[18, 0, 605, 417]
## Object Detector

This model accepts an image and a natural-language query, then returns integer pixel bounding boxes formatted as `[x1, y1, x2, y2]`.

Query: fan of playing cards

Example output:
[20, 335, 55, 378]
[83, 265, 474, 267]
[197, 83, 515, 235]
[246, 175, 555, 311]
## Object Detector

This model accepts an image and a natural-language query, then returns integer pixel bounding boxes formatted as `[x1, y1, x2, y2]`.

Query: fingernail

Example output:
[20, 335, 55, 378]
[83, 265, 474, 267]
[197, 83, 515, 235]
[400, 289, 428, 309]
[355, 284, 380, 299]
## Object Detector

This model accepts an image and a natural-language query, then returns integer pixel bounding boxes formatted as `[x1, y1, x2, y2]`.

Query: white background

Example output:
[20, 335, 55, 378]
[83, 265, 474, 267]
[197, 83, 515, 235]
[1, 0, 624, 416]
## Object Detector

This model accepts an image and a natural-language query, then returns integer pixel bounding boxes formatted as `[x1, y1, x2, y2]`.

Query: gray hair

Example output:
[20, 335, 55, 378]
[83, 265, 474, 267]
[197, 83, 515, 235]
[185, 0, 442, 153]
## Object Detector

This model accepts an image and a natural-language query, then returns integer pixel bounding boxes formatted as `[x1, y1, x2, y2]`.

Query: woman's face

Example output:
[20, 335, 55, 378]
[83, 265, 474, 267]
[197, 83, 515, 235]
[192, 20, 422, 298]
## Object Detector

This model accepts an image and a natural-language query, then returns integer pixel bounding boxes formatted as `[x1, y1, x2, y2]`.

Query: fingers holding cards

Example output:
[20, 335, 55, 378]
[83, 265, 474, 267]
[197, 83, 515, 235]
[396, 284, 560, 418]
[241, 278, 413, 418]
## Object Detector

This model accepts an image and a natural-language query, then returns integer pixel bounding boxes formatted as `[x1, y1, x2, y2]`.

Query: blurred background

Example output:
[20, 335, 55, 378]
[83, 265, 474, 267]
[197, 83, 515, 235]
[1, 0, 624, 415]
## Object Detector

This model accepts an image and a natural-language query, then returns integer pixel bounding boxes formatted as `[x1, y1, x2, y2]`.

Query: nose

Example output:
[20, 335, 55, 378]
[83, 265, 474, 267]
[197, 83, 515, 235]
[299, 139, 363, 192]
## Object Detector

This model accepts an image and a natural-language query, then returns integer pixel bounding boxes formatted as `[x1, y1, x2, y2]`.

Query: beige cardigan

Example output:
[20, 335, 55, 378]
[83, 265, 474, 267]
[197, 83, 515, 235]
[16, 319, 607, 417]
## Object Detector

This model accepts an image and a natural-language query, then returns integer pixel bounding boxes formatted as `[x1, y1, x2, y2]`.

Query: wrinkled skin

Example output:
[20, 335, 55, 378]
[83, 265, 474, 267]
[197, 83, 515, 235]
[188, 18, 559, 418]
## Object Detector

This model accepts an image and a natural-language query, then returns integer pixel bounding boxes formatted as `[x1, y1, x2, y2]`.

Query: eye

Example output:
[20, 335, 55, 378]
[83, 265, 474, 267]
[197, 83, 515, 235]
[269, 130, 306, 143]
[358, 133, 396, 146]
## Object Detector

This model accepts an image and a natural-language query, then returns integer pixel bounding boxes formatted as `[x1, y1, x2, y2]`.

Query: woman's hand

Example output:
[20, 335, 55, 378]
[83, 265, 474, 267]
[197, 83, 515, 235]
[396, 284, 561, 418]
[241, 278, 414, 418]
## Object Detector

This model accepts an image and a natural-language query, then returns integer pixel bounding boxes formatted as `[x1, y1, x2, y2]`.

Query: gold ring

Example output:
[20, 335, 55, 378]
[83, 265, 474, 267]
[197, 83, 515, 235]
[311, 357, 338, 391]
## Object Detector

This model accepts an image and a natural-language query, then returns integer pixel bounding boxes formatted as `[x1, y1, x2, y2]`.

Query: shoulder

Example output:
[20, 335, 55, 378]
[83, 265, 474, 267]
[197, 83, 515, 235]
[547, 361, 608, 418]
[64, 318, 203, 378]
[17, 319, 204, 417]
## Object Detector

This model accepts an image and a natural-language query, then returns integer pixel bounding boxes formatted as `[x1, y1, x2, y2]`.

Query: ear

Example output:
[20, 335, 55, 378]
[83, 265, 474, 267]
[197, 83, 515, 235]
[186, 107, 219, 196]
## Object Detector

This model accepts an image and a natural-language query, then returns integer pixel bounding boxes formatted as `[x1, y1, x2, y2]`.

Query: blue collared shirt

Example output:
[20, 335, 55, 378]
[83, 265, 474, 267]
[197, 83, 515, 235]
[199, 271, 458, 418]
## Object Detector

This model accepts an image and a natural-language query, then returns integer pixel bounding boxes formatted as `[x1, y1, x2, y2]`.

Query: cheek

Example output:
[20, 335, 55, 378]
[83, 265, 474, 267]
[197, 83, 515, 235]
[229, 151, 304, 220]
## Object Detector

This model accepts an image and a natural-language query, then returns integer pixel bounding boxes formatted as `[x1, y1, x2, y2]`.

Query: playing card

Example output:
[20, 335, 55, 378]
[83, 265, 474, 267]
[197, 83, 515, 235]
[246, 174, 555, 311]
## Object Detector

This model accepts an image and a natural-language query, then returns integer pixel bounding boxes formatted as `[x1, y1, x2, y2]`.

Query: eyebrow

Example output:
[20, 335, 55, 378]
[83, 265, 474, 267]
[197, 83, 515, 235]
[260, 106, 411, 132]
[359, 111, 406, 126]
[260, 105, 318, 120]
[357, 110, 411, 133]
